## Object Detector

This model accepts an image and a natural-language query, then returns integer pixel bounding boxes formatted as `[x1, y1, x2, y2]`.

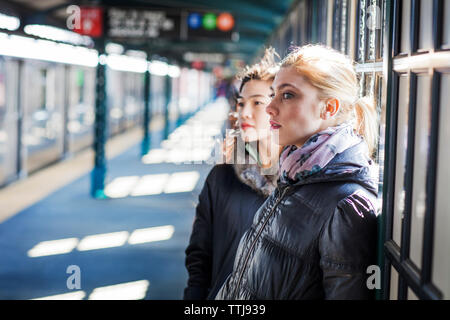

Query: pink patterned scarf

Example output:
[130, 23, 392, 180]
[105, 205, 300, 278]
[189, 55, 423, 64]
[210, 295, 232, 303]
[279, 123, 362, 183]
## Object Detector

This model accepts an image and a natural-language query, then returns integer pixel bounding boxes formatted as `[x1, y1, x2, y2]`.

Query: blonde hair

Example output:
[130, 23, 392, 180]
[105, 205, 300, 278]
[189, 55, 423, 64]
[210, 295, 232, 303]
[237, 47, 280, 92]
[281, 44, 378, 155]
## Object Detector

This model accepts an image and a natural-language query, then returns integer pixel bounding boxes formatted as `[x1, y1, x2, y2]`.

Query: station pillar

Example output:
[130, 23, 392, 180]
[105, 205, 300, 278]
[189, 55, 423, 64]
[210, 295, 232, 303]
[141, 67, 151, 156]
[91, 42, 108, 199]
[163, 74, 172, 140]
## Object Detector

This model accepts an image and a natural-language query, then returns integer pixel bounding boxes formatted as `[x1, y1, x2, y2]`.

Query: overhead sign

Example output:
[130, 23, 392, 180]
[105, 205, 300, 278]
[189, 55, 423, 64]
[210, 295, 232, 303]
[72, 7, 235, 41]
[106, 8, 180, 39]
[102, 7, 234, 40]
[72, 7, 103, 37]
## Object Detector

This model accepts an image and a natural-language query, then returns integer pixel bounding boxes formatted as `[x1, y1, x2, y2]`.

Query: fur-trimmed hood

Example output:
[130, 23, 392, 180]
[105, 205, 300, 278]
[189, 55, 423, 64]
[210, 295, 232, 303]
[233, 163, 278, 197]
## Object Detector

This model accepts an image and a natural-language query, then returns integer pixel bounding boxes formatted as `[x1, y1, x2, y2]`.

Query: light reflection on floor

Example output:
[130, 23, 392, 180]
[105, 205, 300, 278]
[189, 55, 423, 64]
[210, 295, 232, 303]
[104, 171, 200, 199]
[32, 280, 150, 300]
[27, 225, 175, 258]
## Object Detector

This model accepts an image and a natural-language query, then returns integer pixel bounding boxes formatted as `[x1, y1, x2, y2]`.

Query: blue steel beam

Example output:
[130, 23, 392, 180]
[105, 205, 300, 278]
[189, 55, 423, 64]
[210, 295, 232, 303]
[91, 39, 108, 199]
[141, 67, 151, 156]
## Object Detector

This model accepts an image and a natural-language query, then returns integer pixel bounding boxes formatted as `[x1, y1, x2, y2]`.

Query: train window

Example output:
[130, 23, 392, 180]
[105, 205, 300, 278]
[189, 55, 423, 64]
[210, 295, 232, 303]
[389, 265, 399, 299]
[418, 0, 433, 51]
[392, 74, 409, 246]
[375, 73, 385, 193]
[364, 72, 375, 96]
[76, 69, 85, 104]
[378, 0, 386, 60]
[409, 73, 431, 269]
[289, 9, 299, 46]
[151, 74, 164, 114]
[371, 0, 385, 61]
[407, 287, 419, 300]
[278, 23, 288, 56]
[367, 2, 376, 61]
[357, 0, 366, 62]
[332, 0, 346, 52]
[433, 73, 450, 298]
[444, 0, 450, 48]
[0, 58, 5, 183]
[400, 0, 411, 54]
[296, 0, 308, 45]
[355, 0, 385, 62]
[341, 0, 349, 54]
[332, 0, 340, 50]
[38, 69, 47, 110]
[382, 0, 450, 299]
[67, 67, 95, 145]
[0, 59, 5, 115]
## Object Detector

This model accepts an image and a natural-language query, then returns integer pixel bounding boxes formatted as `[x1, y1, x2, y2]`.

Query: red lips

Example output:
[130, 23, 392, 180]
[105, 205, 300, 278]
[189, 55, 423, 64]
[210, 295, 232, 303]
[241, 122, 254, 130]
[270, 120, 281, 129]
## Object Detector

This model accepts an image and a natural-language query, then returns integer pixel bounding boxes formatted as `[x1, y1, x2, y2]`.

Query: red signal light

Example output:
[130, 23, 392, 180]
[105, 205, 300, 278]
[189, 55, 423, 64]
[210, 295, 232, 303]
[191, 61, 205, 70]
[217, 13, 234, 32]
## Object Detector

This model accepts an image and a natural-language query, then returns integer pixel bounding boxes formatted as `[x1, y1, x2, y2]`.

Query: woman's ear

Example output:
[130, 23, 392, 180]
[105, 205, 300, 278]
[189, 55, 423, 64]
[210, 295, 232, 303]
[320, 98, 340, 119]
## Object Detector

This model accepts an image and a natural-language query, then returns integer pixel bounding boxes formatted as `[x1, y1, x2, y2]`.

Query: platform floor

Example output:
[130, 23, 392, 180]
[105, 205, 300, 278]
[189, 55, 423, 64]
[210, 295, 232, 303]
[0, 99, 228, 300]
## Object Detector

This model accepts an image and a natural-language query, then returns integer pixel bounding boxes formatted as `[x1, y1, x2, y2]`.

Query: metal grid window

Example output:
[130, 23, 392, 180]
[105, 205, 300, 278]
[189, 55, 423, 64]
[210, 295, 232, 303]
[382, 0, 450, 300]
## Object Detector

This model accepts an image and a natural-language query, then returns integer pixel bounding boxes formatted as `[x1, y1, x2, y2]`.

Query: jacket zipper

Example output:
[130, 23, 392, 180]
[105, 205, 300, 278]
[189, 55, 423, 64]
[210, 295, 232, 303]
[233, 185, 290, 298]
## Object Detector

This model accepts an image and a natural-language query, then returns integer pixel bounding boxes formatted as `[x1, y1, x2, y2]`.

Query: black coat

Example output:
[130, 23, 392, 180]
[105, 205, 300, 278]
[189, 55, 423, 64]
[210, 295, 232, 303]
[215, 142, 379, 300]
[183, 164, 276, 300]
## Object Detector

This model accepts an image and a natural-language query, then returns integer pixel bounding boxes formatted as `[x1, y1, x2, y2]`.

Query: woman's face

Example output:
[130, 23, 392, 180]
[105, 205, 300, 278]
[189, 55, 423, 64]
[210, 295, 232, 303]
[237, 79, 272, 142]
[266, 66, 326, 147]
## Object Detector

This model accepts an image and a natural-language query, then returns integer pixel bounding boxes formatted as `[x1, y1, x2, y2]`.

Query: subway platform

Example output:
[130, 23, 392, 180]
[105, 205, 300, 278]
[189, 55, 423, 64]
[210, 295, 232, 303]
[0, 99, 229, 300]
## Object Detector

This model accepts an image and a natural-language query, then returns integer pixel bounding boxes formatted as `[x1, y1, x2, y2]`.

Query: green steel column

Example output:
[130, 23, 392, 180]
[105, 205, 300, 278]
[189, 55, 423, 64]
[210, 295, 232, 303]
[163, 74, 172, 140]
[91, 42, 108, 199]
[378, 0, 395, 300]
[141, 68, 151, 156]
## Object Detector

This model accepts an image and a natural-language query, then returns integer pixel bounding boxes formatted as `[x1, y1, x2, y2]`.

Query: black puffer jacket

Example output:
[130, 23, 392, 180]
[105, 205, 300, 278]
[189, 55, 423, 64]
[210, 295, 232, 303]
[183, 163, 277, 300]
[215, 142, 379, 300]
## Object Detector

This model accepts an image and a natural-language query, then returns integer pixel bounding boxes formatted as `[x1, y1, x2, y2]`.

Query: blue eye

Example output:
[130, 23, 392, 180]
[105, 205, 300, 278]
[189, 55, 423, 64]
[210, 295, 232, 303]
[282, 92, 294, 99]
[269, 93, 275, 99]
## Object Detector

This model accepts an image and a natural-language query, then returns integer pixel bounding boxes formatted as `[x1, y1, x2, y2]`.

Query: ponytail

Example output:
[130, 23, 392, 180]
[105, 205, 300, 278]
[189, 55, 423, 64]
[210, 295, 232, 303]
[353, 96, 378, 156]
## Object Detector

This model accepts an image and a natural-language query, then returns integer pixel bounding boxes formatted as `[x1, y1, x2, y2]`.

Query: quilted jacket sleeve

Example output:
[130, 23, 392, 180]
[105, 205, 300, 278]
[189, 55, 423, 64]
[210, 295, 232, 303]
[318, 190, 379, 300]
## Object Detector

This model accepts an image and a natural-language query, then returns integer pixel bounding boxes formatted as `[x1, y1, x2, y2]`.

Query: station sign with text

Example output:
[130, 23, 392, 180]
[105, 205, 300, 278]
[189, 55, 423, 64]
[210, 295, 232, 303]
[104, 7, 235, 40]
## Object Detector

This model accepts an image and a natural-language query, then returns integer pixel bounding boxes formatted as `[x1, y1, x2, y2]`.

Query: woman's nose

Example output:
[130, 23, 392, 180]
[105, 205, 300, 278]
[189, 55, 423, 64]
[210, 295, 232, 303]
[241, 103, 252, 119]
[265, 100, 277, 116]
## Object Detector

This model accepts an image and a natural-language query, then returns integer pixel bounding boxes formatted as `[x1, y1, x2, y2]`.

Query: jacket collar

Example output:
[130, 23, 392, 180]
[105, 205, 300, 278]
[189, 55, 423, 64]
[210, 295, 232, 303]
[277, 141, 378, 196]
[233, 163, 278, 197]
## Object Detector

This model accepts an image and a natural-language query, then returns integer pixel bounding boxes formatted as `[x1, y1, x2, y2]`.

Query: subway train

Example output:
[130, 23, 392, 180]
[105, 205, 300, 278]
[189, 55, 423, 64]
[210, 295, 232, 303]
[0, 36, 214, 188]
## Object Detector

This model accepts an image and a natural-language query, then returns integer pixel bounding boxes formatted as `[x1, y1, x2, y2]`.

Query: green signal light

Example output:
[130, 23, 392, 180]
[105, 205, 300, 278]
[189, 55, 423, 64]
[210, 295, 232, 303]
[202, 13, 216, 30]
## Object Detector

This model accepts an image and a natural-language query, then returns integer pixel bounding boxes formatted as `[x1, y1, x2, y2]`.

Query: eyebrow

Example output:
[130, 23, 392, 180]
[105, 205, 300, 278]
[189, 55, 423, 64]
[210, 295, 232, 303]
[236, 94, 269, 99]
[270, 83, 299, 91]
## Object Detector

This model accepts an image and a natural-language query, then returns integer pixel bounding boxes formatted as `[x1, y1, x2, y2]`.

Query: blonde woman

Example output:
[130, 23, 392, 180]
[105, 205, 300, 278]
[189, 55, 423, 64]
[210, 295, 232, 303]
[183, 49, 280, 300]
[216, 45, 379, 300]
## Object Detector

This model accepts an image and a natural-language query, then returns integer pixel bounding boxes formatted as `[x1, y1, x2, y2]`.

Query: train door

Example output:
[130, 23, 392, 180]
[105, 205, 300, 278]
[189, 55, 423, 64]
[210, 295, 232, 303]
[66, 66, 95, 153]
[0, 57, 19, 186]
[21, 60, 65, 173]
[123, 72, 144, 130]
[107, 68, 125, 136]
[150, 73, 166, 127]
[381, 0, 450, 299]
